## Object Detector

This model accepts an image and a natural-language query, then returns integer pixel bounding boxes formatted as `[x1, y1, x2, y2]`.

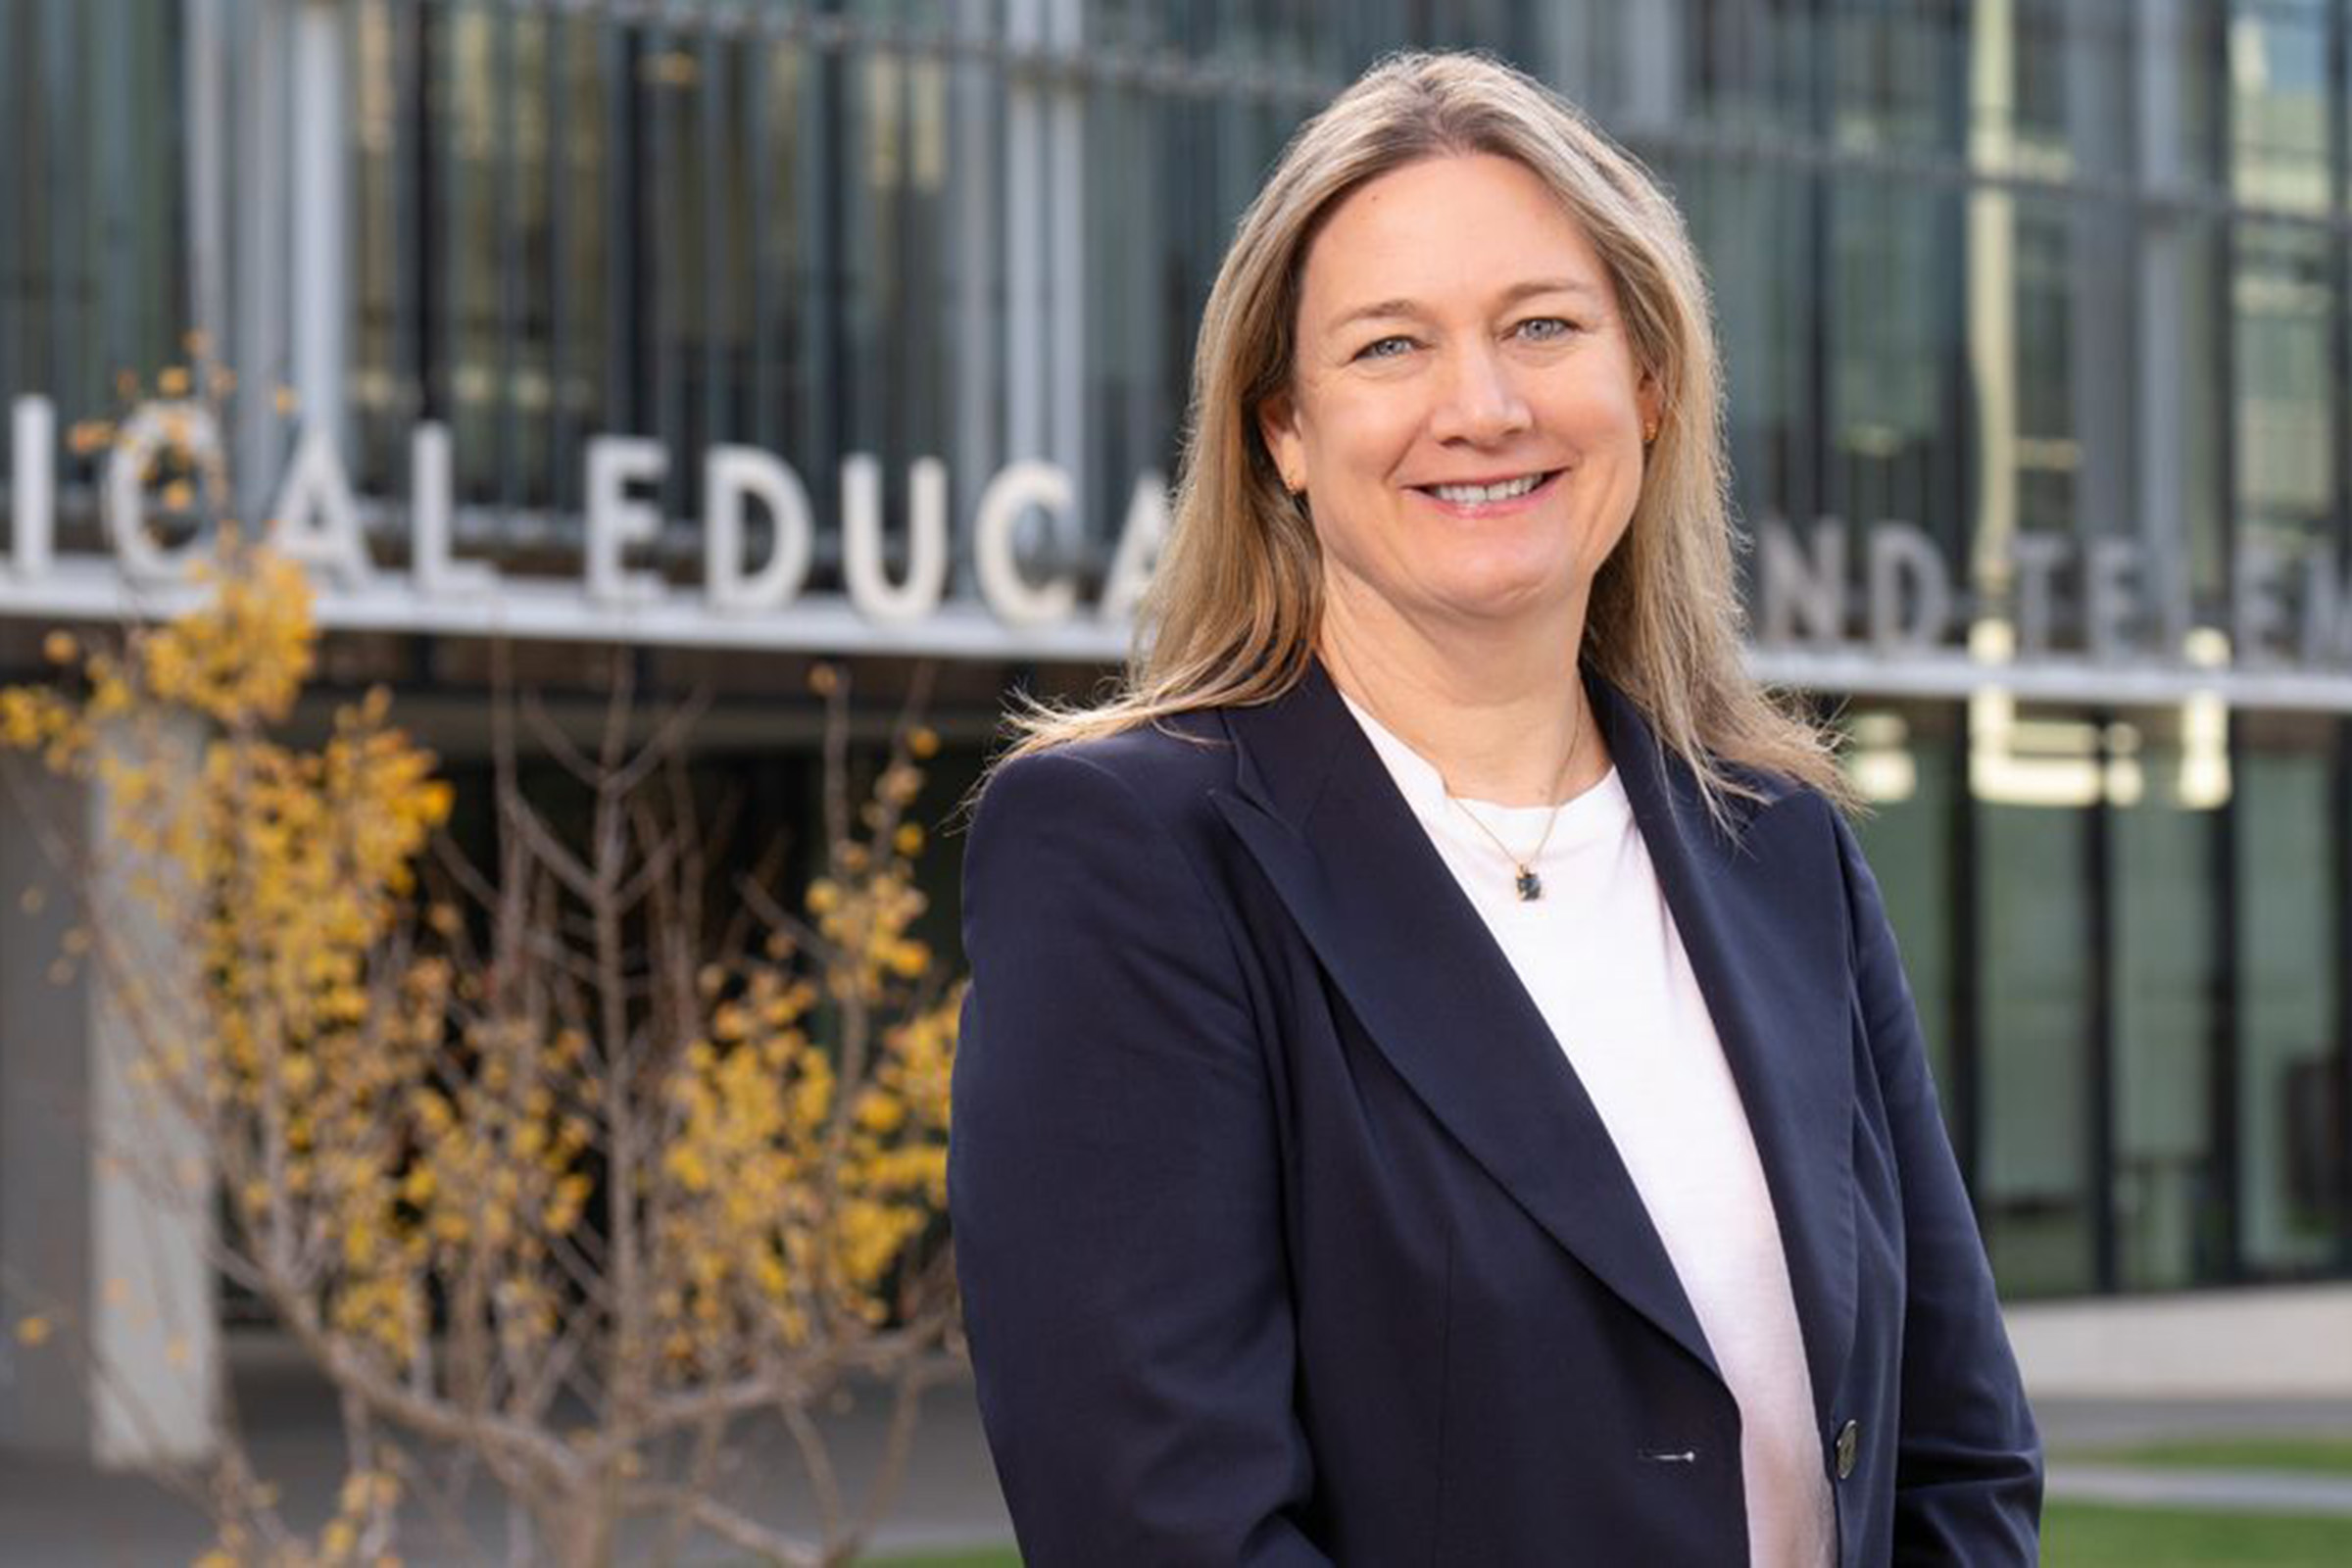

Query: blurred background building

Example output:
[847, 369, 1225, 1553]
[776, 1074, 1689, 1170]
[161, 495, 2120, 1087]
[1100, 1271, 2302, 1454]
[2, 0, 2348, 1459]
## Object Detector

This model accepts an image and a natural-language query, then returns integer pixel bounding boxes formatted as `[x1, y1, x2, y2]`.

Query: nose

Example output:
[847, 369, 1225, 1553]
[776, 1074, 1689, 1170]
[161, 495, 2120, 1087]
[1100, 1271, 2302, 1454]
[1427, 341, 1532, 445]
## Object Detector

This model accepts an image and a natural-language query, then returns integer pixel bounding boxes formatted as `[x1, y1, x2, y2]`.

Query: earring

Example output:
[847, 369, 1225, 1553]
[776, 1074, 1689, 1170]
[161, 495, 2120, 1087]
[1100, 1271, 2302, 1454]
[1642, 418, 1661, 446]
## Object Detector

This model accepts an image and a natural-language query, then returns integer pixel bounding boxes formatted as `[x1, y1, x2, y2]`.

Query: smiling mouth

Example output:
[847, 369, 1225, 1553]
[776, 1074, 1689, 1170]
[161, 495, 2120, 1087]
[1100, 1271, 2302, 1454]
[1415, 469, 1562, 506]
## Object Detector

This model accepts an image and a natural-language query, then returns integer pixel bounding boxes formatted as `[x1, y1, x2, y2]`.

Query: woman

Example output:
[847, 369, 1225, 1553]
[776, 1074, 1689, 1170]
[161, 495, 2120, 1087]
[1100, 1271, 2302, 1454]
[950, 50, 2041, 1568]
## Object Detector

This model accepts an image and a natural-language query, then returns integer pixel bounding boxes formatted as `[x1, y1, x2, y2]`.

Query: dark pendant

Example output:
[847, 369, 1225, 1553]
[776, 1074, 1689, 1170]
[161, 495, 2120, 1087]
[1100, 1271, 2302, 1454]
[1514, 868, 1543, 902]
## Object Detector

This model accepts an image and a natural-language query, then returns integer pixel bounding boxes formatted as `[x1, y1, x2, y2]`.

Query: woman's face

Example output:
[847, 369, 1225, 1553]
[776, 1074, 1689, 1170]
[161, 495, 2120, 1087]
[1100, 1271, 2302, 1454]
[1260, 152, 1658, 638]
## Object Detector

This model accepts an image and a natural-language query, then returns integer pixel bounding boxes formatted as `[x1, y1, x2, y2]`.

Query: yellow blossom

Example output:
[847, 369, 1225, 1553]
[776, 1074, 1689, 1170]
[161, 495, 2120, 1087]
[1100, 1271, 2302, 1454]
[2, 531, 961, 1522]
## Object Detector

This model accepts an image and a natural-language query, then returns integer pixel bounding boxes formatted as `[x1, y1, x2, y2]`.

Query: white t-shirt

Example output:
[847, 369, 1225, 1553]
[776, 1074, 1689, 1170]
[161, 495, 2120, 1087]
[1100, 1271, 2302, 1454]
[1342, 693, 1837, 1568]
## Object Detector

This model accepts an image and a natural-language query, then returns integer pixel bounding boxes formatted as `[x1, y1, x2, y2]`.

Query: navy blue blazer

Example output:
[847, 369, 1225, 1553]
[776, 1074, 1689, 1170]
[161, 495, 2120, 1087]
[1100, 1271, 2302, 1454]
[950, 660, 2042, 1566]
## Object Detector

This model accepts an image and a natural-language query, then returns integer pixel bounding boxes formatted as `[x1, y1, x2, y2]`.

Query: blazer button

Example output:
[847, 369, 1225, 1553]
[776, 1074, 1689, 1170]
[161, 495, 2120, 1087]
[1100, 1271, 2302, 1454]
[1835, 1419, 1860, 1481]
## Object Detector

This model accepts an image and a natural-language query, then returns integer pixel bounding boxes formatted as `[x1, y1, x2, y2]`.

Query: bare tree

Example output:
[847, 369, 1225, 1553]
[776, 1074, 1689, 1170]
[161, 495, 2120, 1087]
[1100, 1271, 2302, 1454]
[3, 541, 966, 1567]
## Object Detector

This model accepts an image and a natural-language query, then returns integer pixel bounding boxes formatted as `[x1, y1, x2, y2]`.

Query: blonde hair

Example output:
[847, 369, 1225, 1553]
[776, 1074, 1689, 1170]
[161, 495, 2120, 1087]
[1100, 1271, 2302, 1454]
[1004, 49, 1849, 815]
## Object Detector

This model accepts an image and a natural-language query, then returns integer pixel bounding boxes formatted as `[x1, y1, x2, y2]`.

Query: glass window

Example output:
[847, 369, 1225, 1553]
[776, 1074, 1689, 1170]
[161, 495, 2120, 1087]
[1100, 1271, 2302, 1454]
[1978, 710, 2098, 1298]
[1687, 156, 1823, 539]
[1680, 0, 1832, 138]
[0, 2, 194, 457]
[2011, 197, 2080, 538]
[1079, 64, 1295, 551]
[2147, 0, 2226, 189]
[2237, 713, 2343, 1275]
[2110, 704, 2227, 1289]
[1971, 0, 2077, 178]
[2230, 0, 2330, 212]
[2145, 217, 2231, 619]
[2234, 222, 2337, 560]
[1829, 0, 1964, 157]
[1844, 701, 1963, 1103]
[348, 3, 956, 555]
[1826, 176, 1968, 557]
[1082, 72, 1174, 541]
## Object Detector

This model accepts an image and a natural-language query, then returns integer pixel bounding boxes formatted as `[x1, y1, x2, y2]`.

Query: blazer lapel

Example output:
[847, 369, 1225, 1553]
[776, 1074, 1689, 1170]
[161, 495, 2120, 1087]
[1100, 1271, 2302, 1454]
[1211, 662, 1720, 1382]
[1592, 678, 1859, 1425]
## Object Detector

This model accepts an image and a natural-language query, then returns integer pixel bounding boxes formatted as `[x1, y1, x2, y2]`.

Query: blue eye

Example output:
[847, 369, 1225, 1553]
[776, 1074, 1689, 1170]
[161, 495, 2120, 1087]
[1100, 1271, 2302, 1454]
[1355, 335, 1414, 362]
[1517, 317, 1577, 342]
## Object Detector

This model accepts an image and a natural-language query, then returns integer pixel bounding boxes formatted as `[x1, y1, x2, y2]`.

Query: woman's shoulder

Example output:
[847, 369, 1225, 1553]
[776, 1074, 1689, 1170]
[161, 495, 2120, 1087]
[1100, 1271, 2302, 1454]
[958, 712, 1256, 942]
[1730, 760, 1839, 822]
[1590, 668, 1845, 833]
[973, 710, 1242, 841]
[1636, 733, 1838, 842]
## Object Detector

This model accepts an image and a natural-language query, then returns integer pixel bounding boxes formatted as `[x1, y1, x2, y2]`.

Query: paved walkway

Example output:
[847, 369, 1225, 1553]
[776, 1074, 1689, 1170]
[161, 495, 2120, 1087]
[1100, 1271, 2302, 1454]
[2037, 1395, 2352, 1518]
[2035, 1395, 2352, 1450]
[6, 1371, 2351, 1563]
[2047, 1461, 2352, 1516]
[0, 1337, 1013, 1566]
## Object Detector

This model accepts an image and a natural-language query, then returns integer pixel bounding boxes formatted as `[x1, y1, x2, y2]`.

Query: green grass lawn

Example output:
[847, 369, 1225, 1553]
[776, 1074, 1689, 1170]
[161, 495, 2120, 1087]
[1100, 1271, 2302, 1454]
[865, 1507, 2352, 1567]
[2046, 1499, 2352, 1566]
[864, 1492, 2352, 1568]
[2064, 1437, 2352, 1477]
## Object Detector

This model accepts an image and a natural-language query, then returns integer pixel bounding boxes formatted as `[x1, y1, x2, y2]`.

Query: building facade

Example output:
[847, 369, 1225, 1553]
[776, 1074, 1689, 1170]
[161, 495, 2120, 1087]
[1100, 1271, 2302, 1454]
[2, 3, 2347, 1434]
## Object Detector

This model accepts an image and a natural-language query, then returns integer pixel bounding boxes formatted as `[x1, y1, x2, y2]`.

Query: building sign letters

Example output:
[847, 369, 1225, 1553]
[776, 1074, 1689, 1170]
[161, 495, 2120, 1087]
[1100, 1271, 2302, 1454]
[8, 393, 2352, 677]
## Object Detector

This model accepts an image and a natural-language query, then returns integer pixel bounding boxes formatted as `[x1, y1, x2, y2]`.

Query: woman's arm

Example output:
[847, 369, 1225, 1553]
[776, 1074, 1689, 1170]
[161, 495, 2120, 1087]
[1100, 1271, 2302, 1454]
[1833, 810, 2044, 1563]
[950, 745, 1331, 1567]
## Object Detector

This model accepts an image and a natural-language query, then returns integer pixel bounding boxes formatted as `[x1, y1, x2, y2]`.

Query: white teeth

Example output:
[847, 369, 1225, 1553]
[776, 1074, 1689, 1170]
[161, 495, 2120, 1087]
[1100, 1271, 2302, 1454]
[1429, 472, 1544, 504]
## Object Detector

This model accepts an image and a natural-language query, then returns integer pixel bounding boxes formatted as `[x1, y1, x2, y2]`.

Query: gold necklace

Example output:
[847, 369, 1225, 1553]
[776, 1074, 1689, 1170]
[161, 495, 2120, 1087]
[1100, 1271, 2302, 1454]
[1444, 700, 1587, 903]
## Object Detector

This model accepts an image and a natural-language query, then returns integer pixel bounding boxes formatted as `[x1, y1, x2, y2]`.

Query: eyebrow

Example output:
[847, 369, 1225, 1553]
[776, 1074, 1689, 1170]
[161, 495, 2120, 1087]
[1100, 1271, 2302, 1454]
[1323, 277, 1605, 336]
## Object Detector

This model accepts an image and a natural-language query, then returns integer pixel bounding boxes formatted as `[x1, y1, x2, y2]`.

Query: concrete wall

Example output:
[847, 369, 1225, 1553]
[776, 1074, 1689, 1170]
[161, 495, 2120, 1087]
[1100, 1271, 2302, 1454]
[2008, 1283, 2352, 1399]
[0, 745, 218, 1466]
